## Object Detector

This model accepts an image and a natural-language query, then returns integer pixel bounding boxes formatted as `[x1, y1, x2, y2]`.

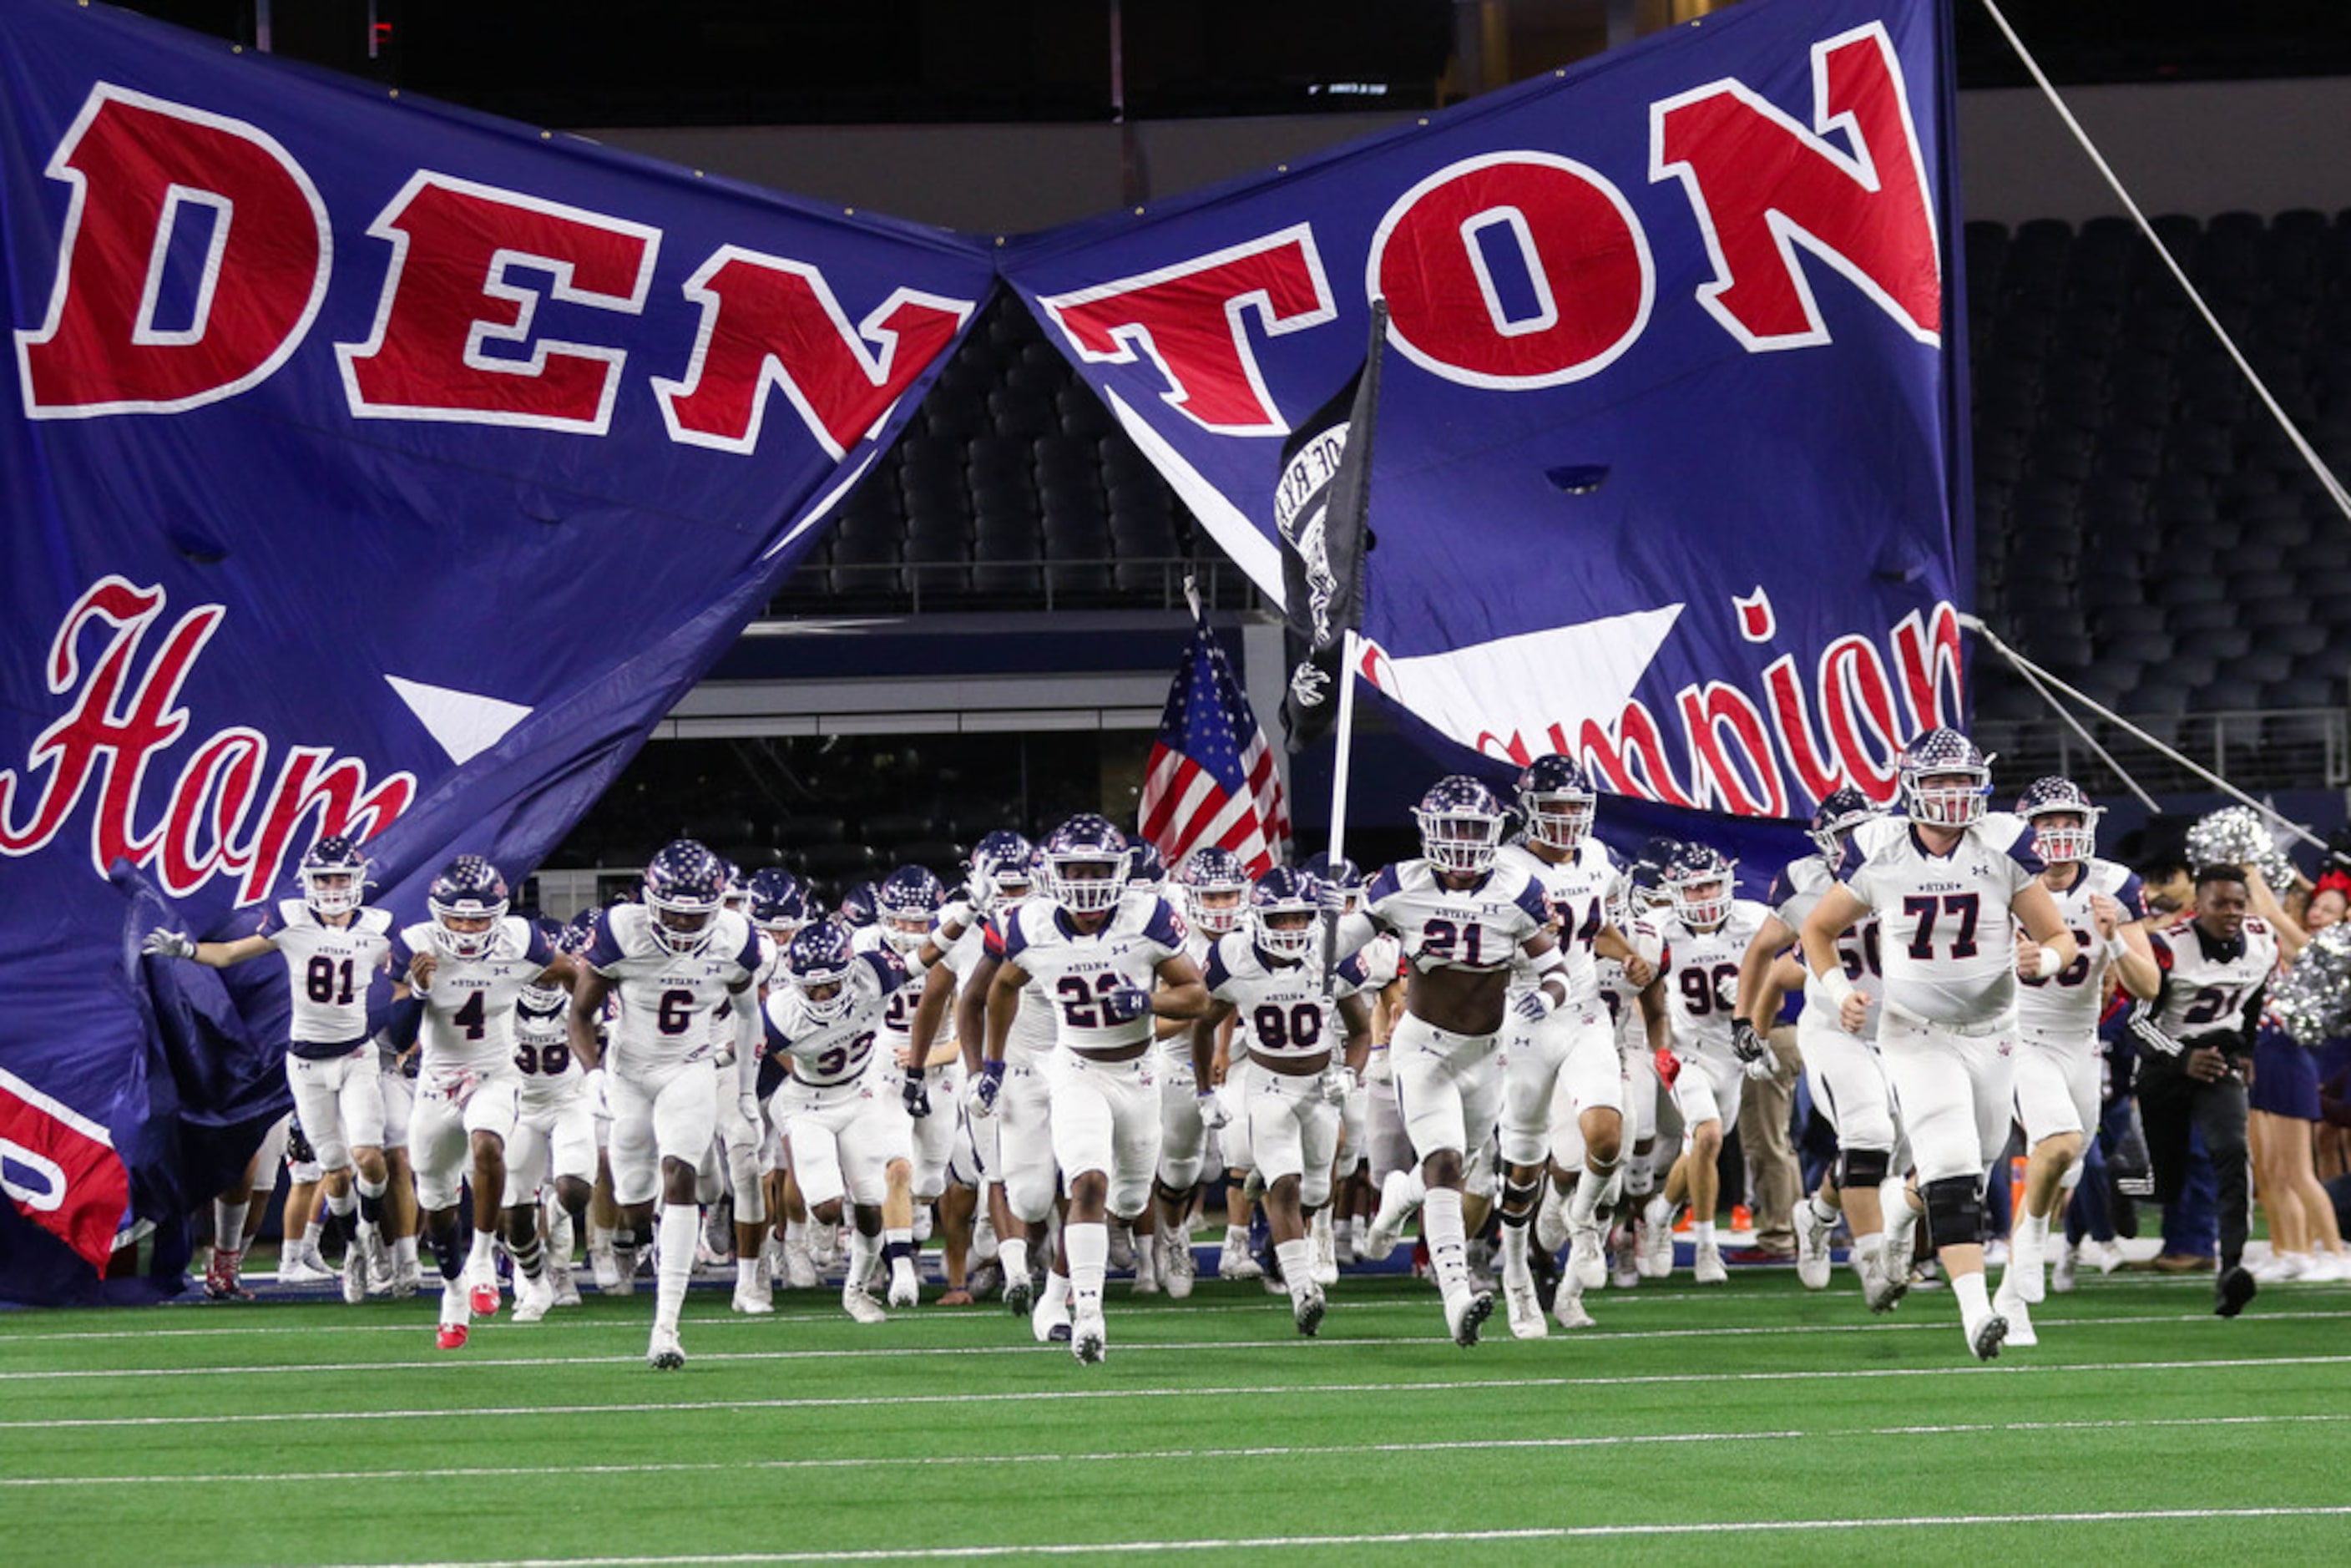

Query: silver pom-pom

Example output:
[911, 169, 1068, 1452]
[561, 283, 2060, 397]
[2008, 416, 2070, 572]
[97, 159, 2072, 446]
[2184, 806, 2298, 890]
[2271, 923, 2351, 1046]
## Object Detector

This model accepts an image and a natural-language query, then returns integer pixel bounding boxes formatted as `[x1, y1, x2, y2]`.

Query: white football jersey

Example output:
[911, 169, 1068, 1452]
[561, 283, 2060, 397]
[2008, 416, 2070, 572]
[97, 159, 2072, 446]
[1497, 837, 1615, 1006]
[763, 948, 907, 1090]
[1841, 813, 2044, 1027]
[972, 904, 1062, 1063]
[392, 916, 554, 1076]
[2014, 858, 2146, 1039]
[1596, 916, 1666, 1058]
[1663, 899, 1772, 1058]
[1201, 933, 1372, 1066]
[1777, 851, 1885, 1043]
[265, 901, 394, 1052]
[585, 904, 761, 1073]
[513, 991, 586, 1109]
[999, 888, 1189, 1053]
[2134, 913, 2280, 1047]
[1361, 857, 1549, 976]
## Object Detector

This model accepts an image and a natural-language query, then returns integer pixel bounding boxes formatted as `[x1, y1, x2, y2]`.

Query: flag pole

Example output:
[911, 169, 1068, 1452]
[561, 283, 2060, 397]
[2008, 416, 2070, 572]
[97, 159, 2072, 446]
[1320, 628, 1359, 993]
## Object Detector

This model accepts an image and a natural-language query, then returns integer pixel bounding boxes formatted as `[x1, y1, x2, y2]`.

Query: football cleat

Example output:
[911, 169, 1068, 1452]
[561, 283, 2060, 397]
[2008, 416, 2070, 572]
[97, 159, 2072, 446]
[1363, 1170, 1421, 1262]
[1292, 1284, 1327, 1338]
[511, 1272, 554, 1324]
[468, 1270, 502, 1318]
[1534, 1181, 1570, 1256]
[783, 1237, 819, 1291]
[887, 1262, 920, 1310]
[1160, 1229, 1196, 1300]
[1568, 1226, 1608, 1292]
[648, 1327, 686, 1369]
[731, 1283, 775, 1316]
[1131, 1231, 1161, 1296]
[1554, 1282, 1597, 1331]
[548, 1260, 582, 1308]
[1608, 1223, 1640, 1290]
[204, 1248, 255, 1302]
[1640, 1197, 1677, 1277]
[1218, 1228, 1263, 1282]
[280, 1248, 338, 1287]
[842, 1288, 888, 1325]
[1004, 1269, 1037, 1318]
[1860, 1247, 1908, 1313]
[2214, 1265, 2257, 1318]
[1504, 1274, 1548, 1339]
[2050, 1245, 2079, 1295]
[1993, 1281, 2036, 1348]
[1966, 1309, 2009, 1361]
[1071, 1308, 1107, 1364]
[1692, 1242, 1727, 1285]
[1446, 1289, 1494, 1348]
[436, 1323, 469, 1351]
[1793, 1202, 1834, 1291]
[1029, 1288, 1068, 1343]
[392, 1254, 423, 1298]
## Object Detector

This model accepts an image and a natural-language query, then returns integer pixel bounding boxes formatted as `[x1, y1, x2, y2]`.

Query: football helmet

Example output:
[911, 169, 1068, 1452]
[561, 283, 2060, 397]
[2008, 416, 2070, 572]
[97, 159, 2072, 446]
[641, 839, 728, 959]
[746, 867, 816, 940]
[297, 836, 368, 918]
[966, 831, 1035, 913]
[427, 856, 509, 959]
[837, 882, 879, 930]
[1807, 787, 1881, 873]
[2017, 776, 2101, 865]
[1898, 728, 1995, 830]
[559, 910, 599, 957]
[783, 923, 859, 1025]
[1250, 866, 1323, 961]
[1126, 840, 1168, 893]
[1515, 753, 1596, 852]
[1041, 814, 1130, 916]
[875, 864, 946, 954]
[1413, 776, 1507, 876]
[1302, 852, 1366, 916]
[720, 861, 751, 913]
[1666, 844, 1736, 931]
[1179, 847, 1252, 937]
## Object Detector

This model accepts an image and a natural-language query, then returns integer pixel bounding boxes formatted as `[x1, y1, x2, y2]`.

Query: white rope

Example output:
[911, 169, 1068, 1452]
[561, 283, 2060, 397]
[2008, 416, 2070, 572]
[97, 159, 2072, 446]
[1975, 630, 2159, 810]
[1977, 0, 2351, 523]
[1961, 613, 2331, 854]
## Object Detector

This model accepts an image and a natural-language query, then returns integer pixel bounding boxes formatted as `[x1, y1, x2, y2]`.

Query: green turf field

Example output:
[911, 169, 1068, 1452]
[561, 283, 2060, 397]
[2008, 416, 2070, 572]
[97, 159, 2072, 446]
[3, 1264, 2346, 1566]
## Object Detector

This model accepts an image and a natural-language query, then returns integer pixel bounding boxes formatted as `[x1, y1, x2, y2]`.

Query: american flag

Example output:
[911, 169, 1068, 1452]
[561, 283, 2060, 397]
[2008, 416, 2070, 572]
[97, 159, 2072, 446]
[1140, 618, 1289, 875]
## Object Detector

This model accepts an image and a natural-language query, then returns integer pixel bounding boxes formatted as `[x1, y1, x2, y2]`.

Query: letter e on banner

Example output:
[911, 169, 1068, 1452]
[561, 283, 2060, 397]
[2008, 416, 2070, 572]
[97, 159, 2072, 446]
[15, 86, 331, 417]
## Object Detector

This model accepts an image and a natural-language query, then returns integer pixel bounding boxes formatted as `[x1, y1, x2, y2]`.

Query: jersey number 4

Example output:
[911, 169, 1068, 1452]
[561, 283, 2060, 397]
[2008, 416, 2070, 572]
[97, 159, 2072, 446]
[1901, 893, 1982, 960]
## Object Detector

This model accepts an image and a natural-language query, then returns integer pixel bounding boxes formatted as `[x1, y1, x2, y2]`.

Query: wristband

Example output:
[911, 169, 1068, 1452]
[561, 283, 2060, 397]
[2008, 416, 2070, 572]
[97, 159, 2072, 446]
[2104, 933, 2131, 964]
[2035, 944, 2065, 979]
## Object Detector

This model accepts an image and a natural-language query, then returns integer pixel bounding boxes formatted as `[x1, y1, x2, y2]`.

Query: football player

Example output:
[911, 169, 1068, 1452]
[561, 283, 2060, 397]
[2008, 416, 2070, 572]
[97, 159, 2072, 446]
[1998, 778, 2160, 1343]
[145, 836, 399, 1304]
[761, 923, 923, 1324]
[1734, 787, 1911, 1308]
[1191, 867, 1374, 1333]
[1342, 776, 1574, 1346]
[392, 856, 574, 1349]
[1802, 729, 2080, 1359]
[568, 840, 761, 1368]
[982, 815, 1211, 1363]
[1163, 846, 1253, 1292]
[506, 949, 596, 1322]
[1652, 844, 1775, 1285]
[1491, 754, 1651, 1337]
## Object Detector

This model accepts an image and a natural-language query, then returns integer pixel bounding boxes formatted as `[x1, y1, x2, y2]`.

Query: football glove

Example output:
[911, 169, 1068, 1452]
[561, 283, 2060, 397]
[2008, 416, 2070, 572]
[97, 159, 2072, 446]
[971, 1058, 1006, 1117]
[1653, 1046, 1683, 1090]
[1512, 988, 1558, 1024]
[1730, 1019, 1769, 1065]
[902, 1065, 932, 1119]
[1321, 1065, 1358, 1105]
[1103, 985, 1154, 1024]
[737, 1090, 763, 1129]
[142, 928, 197, 960]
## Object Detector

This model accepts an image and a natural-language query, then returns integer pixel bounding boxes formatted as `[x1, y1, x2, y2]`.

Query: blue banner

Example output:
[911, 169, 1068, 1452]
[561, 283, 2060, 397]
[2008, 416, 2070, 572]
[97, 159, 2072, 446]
[0, 0, 993, 1300]
[1002, 0, 1969, 822]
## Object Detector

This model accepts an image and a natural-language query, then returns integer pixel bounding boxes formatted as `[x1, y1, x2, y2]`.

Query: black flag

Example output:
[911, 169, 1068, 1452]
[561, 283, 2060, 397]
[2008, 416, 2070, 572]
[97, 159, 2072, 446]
[1272, 299, 1384, 751]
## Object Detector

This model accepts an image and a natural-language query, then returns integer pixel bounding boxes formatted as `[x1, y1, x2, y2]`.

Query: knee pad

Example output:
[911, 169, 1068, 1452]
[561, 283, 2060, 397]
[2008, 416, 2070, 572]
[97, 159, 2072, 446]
[1921, 1175, 1984, 1252]
[1499, 1175, 1541, 1223]
[1834, 1146, 1891, 1191]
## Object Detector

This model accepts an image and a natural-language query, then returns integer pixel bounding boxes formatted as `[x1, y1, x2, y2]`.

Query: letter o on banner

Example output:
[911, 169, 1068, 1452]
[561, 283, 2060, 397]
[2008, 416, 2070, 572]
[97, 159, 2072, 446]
[1368, 151, 1653, 390]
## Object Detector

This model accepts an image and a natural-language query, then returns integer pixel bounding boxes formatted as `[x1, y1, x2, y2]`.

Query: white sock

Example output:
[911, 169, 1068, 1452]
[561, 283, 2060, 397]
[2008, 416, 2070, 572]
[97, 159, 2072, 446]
[1954, 1267, 1993, 1323]
[395, 1235, 419, 1268]
[1277, 1238, 1313, 1302]
[1067, 1222, 1109, 1312]
[1040, 1269, 1071, 1315]
[1499, 1220, 1531, 1287]
[736, 1257, 761, 1292]
[847, 1228, 880, 1292]
[1883, 1179, 1921, 1226]
[1000, 1236, 1030, 1283]
[1695, 1220, 1716, 1249]
[214, 1201, 248, 1250]
[1570, 1166, 1612, 1227]
[1423, 1187, 1469, 1298]
[655, 1205, 697, 1332]
[1805, 1194, 1840, 1227]
[467, 1227, 498, 1274]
